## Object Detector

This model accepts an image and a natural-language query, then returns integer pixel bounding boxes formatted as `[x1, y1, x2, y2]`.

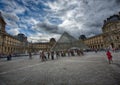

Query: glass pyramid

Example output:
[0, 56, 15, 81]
[51, 32, 88, 51]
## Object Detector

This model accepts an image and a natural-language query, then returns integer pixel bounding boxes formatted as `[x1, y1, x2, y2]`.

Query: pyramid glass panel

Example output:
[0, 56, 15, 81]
[51, 32, 88, 51]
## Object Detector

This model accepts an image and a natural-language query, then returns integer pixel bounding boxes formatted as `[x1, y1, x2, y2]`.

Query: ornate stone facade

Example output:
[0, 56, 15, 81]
[31, 38, 56, 52]
[84, 34, 104, 50]
[0, 12, 29, 55]
[0, 12, 56, 55]
[102, 19, 120, 49]
[84, 12, 120, 50]
[0, 12, 6, 54]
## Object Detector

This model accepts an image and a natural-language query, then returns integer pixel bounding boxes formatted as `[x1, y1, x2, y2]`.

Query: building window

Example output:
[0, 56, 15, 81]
[5, 47, 6, 52]
[117, 36, 119, 40]
[101, 44, 103, 48]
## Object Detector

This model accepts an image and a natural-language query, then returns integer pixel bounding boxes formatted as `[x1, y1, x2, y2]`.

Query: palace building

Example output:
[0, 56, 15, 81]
[84, 34, 104, 50]
[1, 11, 120, 55]
[84, 12, 120, 50]
[0, 12, 29, 54]
[31, 38, 56, 52]
[0, 12, 56, 55]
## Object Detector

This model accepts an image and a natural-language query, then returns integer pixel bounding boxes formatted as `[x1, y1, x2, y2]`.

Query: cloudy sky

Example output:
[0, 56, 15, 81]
[0, 0, 120, 42]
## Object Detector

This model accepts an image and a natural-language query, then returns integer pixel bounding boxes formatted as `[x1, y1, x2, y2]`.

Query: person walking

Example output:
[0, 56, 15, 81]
[7, 53, 12, 61]
[29, 52, 32, 59]
[47, 51, 50, 59]
[51, 51, 54, 60]
[106, 50, 113, 64]
[56, 51, 59, 59]
[40, 51, 46, 62]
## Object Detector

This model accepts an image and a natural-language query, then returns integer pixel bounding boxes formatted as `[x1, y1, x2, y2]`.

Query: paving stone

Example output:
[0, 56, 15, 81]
[0, 52, 120, 85]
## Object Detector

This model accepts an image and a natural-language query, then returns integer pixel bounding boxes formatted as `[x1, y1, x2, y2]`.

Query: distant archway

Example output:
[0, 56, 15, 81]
[111, 43, 114, 48]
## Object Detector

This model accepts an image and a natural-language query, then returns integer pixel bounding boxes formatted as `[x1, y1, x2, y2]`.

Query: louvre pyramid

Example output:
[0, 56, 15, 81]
[51, 32, 88, 51]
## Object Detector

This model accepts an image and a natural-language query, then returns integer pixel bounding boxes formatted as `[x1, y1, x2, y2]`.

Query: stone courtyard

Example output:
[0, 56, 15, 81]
[0, 51, 120, 85]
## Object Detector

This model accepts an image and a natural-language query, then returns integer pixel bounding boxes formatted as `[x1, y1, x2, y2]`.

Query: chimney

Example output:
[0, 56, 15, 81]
[104, 20, 106, 23]
[118, 12, 120, 16]
[0, 11, 3, 18]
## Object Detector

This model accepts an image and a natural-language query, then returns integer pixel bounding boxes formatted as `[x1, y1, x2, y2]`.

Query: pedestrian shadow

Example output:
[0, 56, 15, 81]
[113, 63, 120, 68]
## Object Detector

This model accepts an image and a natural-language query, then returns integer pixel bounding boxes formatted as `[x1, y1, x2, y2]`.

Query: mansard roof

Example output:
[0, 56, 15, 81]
[0, 11, 6, 24]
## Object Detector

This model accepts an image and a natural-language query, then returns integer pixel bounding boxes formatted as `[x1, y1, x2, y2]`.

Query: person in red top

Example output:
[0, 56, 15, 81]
[106, 50, 113, 64]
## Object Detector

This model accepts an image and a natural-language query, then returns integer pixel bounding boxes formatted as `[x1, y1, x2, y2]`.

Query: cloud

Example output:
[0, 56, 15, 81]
[14, 7, 26, 14]
[18, 24, 27, 29]
[20, 17, 39, 27]
[1, 0, 26, 14]
[44, 0, 120, 38]
[8, 28, 20, 35]
[2, 12, 19, 22]
[0, 0, 120, 42]
[115, 0, 120, 5]
[27, 32, 61, 42]
[28, 18, 39, 25]
[33, 22, 60, 33]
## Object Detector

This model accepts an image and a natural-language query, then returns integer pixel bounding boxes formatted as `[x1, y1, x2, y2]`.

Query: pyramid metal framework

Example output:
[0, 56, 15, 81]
[51, 32, 88, 51]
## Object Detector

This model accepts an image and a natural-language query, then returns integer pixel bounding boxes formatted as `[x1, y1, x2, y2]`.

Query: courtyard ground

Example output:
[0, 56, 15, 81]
[0, 51, 120, 85]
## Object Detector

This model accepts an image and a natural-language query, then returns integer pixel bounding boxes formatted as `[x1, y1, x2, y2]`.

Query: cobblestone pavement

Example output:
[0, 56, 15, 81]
[0, 52, 120, 85]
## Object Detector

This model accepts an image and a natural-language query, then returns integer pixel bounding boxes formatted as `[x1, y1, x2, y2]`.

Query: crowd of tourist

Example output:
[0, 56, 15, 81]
[28, 49, 84, 62]
[0, 53, 13, 61]
[39, 49, 84, 62]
